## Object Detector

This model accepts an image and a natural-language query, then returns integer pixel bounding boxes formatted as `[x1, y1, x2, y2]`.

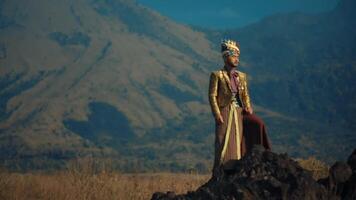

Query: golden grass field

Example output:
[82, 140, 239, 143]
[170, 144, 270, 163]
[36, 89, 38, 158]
[0, 156, 329, 200]
[0, 171, 210, 200]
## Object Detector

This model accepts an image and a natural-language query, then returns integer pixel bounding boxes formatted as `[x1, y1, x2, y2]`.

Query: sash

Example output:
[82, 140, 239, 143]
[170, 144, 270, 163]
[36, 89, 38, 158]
[220, 102, 242, 163]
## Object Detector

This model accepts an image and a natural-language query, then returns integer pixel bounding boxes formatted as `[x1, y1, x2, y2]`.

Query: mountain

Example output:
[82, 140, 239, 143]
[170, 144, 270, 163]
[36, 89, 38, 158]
[0, 0, 355, 171]
[204, 0, 356, 125]
[0, 0, 222, 170]
[201, 0, 356, 163]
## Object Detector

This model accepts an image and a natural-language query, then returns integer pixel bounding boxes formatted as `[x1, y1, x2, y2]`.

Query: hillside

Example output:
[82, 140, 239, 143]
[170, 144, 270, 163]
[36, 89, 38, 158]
[201, 0, 356, 163]
[0, 0, 221, 170]
[0, 0, 355, 171]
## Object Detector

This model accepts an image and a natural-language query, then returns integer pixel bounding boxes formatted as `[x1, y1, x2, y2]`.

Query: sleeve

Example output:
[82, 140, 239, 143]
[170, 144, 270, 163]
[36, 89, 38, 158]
[241, 74, 252, 109]
[208, 72, 221, 119]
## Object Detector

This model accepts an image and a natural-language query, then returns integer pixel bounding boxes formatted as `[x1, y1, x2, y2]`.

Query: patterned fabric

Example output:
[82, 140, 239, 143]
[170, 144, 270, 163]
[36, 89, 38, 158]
[209, 67, 272, 177]
[208, 68, 251, 119]
[226, 66, 243, 107]
[212, 110, 272, 175]
[212, 66, 244, 171]
[222, 49, 239, 60]
[226, 66, 239, 93]
[221, 39, 240, 55]
[213, 104, 243, 172]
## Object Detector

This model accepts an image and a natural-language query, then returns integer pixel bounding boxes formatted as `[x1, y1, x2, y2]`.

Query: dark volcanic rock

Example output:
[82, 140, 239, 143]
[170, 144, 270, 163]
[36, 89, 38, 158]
[318, 162, 352, 199]
[151, 146, 356, 200]
[347, 149, 356, 172]
[317, 149, 356, 199]
[330, 162, 352, 184]
[339, 149, 356, 199]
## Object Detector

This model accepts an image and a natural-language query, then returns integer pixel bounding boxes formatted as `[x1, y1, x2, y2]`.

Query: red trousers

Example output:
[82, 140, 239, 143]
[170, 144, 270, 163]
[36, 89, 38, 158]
[241, 110, 272, 155]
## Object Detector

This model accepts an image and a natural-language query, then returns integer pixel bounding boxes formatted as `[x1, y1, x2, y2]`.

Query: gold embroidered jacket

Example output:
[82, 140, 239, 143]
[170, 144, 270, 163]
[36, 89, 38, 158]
[208, 68, 252, 119]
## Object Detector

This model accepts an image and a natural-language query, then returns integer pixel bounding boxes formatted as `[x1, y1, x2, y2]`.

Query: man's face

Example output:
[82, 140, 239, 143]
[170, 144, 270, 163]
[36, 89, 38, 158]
[227, 54, 239, 67]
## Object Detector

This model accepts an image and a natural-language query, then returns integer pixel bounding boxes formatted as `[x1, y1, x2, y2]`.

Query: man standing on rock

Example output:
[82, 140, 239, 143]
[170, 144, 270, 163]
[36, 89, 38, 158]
[209, 39, 272, 177]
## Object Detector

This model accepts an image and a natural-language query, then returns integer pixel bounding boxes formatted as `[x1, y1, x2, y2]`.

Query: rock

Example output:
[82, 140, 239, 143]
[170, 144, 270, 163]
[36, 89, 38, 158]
[151, 145, 334, 200]
[330, 162, 352, 184]
[318, 161, 352, 198]
[341, 173, 356, 200]
[152, 147, 356, 200]
[317, 149, 356, 200]
[347, 149, 356, 172]
[151, 191, 176, 200]
[341, 148, 356, 200]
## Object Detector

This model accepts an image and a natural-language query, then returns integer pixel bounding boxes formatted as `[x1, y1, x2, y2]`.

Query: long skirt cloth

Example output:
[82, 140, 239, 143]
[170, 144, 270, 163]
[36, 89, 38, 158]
[213, 103, 272, 171]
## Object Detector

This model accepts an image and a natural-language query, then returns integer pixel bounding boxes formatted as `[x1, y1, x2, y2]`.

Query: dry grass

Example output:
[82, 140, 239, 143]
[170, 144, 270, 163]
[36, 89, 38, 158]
[0, 157, 210, 200]
[296, 156, 330, 180]
[0, 170, 210, 200]
[0, 156, 330, 200]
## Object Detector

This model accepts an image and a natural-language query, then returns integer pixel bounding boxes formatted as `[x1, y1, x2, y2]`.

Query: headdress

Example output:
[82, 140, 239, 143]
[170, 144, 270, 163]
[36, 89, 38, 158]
[221, 39, 240, 59]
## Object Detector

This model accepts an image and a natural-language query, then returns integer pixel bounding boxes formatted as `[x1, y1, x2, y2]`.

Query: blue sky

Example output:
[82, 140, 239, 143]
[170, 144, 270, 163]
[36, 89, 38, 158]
[136, 0, 340, 29]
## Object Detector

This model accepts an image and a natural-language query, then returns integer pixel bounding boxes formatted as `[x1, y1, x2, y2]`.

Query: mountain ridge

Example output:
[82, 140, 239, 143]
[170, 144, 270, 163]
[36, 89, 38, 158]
[0, 0, 355, 171]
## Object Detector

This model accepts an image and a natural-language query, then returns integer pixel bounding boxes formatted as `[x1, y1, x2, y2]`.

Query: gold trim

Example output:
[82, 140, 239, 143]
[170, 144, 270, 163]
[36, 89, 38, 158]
[234, 107, 241, 159]
[220, 104, 242, 163]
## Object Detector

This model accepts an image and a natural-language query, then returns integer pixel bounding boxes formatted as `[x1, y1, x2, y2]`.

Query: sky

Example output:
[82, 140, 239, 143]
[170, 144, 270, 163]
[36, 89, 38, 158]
[136, 0, 340, 29]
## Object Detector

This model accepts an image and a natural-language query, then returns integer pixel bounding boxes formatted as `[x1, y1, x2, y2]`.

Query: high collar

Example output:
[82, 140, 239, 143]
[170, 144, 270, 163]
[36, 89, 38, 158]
[223, 65, 238, 77]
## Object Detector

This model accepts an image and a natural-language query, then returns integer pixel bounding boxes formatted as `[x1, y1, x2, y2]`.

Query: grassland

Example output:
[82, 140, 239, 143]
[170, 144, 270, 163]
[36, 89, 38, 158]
[0, 170, 210, 200]
[0, 156, 329, 200]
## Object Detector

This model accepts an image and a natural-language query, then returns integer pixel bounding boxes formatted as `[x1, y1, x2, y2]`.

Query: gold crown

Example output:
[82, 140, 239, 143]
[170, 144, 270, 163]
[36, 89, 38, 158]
[221, 39, 240, 53]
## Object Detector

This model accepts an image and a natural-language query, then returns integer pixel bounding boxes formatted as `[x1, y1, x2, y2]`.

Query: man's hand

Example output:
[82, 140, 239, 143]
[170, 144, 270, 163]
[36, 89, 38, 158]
[245, 107, 253, 114]
[216, 114, 224, 124]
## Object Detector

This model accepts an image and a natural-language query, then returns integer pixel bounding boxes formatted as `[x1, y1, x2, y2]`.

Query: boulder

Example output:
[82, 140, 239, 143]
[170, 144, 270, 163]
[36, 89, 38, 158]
[152, 146, 348, 200]
[152, 145, 356, 200]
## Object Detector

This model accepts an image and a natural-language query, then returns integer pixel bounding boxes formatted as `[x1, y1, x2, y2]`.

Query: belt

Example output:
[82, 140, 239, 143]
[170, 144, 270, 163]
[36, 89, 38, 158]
[231, 95, 241, 108]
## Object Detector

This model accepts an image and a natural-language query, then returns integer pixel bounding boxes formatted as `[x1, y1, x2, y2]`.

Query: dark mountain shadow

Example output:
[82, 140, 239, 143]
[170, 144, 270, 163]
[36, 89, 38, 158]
[63, 101, 134, 151]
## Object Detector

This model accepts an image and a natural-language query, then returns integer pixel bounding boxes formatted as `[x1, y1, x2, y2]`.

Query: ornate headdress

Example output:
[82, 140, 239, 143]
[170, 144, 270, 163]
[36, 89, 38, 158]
[221, 39, 240, 59]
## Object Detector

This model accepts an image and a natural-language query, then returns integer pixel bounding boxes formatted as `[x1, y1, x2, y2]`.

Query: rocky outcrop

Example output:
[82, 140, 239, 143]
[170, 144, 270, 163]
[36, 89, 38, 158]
[152, 146, 356, 200]
[318, 149, 356, 200]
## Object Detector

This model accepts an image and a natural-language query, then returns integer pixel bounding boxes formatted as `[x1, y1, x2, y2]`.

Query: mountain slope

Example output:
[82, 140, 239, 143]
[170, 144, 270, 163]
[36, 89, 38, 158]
[0, 0, 222, 169]
[201, 0, 356, 163]
[0, 0, 355, 171]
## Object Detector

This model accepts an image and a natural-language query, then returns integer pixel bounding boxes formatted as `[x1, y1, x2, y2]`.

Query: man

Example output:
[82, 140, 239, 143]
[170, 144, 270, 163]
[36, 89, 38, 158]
[209, 39, 272, 177]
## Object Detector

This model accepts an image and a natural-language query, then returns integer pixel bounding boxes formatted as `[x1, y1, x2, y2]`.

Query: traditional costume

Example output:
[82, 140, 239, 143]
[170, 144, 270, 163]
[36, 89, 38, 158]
[209, 39, 272, 177]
